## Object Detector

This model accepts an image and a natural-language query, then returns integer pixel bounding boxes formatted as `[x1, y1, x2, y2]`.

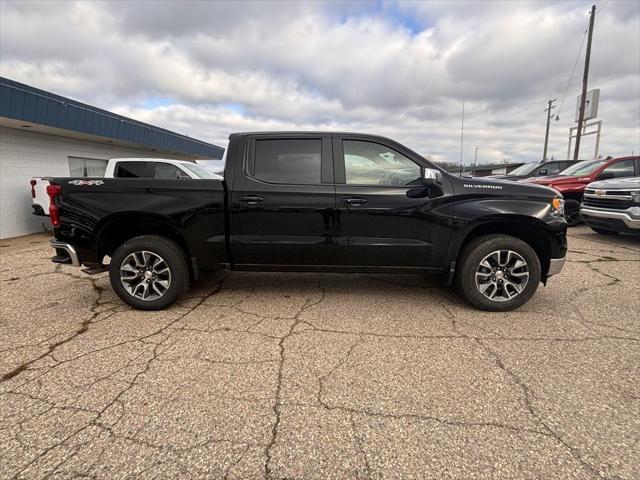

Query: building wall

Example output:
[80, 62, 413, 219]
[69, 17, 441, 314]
[0, 126, 184, 239]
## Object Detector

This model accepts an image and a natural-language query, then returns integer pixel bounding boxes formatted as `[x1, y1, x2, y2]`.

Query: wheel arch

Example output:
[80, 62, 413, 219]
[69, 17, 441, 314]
[96, 213, 191, 268]
[454, 217, 553, 279]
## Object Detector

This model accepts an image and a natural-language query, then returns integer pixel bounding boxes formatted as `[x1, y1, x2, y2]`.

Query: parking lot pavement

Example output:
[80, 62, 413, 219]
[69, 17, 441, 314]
[0, 227, 638, 479]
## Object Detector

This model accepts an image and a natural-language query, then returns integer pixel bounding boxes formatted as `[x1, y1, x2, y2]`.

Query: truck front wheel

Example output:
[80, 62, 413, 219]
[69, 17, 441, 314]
[456, 234, 541, 312]
[109, 235, 190, 310]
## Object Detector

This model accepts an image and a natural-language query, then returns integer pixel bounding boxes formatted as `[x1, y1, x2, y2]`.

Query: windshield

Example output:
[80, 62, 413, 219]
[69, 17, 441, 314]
[181, 162, 222, 179]
[507, 163, 539, 176]
[559, 159, 607, 176]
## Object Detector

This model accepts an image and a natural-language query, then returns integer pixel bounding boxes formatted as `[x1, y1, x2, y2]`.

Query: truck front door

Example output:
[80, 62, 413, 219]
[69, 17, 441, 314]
[332, 136, 453, 271]
[228, 135, 335, 267]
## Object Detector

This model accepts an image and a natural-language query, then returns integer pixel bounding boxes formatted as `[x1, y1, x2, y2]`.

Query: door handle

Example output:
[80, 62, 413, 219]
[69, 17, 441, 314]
[340, 197, 368, 206]
[238, 195, 265, 204]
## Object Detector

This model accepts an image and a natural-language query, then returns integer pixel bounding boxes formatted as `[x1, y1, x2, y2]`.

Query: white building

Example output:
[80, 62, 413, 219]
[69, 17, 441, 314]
[0, 77, 223, 239]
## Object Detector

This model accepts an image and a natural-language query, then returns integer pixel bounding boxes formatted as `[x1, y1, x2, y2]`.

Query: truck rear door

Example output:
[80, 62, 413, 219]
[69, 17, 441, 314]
[228, 134, 335, 267]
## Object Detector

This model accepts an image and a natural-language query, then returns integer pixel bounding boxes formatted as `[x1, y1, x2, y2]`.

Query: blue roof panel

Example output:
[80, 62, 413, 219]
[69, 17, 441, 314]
[0, 77, 224, 159]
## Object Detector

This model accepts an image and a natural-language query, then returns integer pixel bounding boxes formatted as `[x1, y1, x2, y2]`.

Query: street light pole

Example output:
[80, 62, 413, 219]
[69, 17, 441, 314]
[543, 99, 556, 161]
[474, 147, 478, 167]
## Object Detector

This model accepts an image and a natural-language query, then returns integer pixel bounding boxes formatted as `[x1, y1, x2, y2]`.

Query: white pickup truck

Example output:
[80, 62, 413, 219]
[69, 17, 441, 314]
[31, 158, 222, 216]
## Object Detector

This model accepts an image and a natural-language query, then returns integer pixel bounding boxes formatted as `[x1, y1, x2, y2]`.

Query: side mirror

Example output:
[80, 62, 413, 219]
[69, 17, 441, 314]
[421, 167, 442, 186]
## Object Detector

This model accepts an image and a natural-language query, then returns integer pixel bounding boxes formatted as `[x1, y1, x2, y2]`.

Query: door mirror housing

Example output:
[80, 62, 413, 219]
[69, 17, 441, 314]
[421, 168, 442, 186]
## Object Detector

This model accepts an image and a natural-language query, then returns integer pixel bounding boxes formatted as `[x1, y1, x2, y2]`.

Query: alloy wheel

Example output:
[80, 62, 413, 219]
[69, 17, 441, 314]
[474, 250, 529, 302]
[120, 251, 172, 301]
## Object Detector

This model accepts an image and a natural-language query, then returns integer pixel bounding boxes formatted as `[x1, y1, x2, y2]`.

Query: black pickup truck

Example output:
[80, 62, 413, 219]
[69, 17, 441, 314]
[46, 132, 567, 311]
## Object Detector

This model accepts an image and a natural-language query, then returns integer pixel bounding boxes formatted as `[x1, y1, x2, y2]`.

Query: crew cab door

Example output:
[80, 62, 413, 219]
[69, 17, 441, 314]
[228, 135, 335, 266]
[332, 136, 452, 271]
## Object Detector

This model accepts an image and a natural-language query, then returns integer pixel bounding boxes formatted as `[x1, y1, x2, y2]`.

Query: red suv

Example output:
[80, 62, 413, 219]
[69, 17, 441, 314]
[525, 156, 640, 225]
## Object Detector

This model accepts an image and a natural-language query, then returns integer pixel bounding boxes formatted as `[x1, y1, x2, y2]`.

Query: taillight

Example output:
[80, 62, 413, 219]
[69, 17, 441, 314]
[30, 179, 37, 198]
[46, 184, 62, 227]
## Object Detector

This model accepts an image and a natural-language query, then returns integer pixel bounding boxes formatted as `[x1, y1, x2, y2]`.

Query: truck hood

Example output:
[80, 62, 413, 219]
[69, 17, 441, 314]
[455, 175, 557, 199]
[525, 175, 591, 186]
[587, 176, 640, 190]
[486, 174, 527, 181]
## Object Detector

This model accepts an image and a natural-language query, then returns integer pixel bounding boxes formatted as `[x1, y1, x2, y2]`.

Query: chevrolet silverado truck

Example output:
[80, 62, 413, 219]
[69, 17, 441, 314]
[45, 132, 567, 312]
[580, 176, 640, 236]
[525, 156, 640, 226]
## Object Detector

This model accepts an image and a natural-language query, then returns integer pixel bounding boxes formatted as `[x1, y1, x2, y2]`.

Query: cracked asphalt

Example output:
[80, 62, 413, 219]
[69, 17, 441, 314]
[1, 226, 639, 479]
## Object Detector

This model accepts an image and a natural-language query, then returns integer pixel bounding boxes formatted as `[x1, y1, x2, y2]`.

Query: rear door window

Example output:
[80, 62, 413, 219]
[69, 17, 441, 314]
[115, 162, 150, 178]
[251, 139, 322, 185]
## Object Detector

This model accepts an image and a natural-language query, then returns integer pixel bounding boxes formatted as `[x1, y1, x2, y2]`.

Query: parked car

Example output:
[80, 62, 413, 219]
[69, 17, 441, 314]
[30, 158, 221, 216]
[525, 156, 640, 226]
[44, 132, 567, 312]
[580, 176, 640, 236]
[488, 159, 579, 181]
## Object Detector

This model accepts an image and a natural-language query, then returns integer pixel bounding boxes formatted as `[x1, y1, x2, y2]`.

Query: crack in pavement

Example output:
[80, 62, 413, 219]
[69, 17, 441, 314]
[264, 278, 326, 479]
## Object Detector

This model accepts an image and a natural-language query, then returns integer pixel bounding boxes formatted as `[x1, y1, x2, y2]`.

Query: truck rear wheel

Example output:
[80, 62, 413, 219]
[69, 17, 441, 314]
[109, 235, 189, 310]
[456, 234, 541, 312]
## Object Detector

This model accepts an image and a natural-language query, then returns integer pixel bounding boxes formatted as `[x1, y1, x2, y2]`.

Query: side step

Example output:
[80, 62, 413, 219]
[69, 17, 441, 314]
[81, 266, 109, 275]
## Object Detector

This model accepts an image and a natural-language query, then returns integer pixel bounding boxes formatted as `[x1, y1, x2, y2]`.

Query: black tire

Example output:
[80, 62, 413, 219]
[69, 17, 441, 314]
[456, 234, 541, 312]
[109, 235, 190, 310]
[590, 227, 618, 235]
[564, 199, 581, 226]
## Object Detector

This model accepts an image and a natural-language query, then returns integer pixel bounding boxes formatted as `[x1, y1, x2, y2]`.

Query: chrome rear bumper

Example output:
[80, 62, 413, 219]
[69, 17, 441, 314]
[547, 257, 566, 277]
[50, 240, 81, 267]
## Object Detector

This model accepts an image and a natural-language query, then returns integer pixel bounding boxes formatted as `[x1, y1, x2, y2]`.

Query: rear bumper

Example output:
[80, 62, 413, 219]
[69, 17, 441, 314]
[580, 206, 640, 232]
[50, 240, 81, 267]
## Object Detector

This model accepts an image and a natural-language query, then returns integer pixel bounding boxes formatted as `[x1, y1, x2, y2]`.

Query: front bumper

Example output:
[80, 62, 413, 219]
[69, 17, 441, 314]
[580, 206, 640, 232]
[547, 256, 566, 277]
[50, 240, 81, 267]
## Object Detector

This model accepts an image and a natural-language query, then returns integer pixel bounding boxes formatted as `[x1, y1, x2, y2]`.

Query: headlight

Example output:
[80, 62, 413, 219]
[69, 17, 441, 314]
[552, 197, 565, 216]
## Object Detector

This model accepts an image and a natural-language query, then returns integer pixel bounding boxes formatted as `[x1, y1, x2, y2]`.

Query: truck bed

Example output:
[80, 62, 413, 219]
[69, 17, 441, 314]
[50, 177, 227, 274]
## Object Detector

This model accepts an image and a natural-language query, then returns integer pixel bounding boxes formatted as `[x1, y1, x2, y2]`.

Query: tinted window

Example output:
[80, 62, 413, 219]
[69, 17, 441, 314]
[343, 140, 420, 186]
[600, 159, 635, 179]
[537, 163, 560, 175]
[116, 162, 149, 178]
[154, 163, 188, 179]
[253, 139, 321, 184]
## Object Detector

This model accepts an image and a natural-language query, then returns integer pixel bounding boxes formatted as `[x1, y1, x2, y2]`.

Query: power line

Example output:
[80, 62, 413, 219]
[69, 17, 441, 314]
[557, 28, 588, 119]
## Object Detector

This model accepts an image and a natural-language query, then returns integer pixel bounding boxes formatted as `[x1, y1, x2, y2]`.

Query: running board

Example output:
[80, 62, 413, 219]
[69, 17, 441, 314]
[81, 266, 109, 275]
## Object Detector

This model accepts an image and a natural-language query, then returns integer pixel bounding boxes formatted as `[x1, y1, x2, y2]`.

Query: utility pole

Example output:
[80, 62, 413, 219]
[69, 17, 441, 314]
[460, 100, 465, 174]
[474, 147, 479, 167]
[543, 99, 556, 160]
[574, 4, 596, 160]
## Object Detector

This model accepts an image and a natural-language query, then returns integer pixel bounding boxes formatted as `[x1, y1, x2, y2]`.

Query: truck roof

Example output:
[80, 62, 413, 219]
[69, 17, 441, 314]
[109, 158, 196, 163]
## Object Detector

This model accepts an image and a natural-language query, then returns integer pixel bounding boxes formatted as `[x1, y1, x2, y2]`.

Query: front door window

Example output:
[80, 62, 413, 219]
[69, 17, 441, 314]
[343, 140, 421, 186]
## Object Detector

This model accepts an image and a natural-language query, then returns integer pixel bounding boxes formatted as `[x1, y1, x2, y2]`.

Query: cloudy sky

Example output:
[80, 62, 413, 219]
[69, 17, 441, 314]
[1, 0, 638, 165]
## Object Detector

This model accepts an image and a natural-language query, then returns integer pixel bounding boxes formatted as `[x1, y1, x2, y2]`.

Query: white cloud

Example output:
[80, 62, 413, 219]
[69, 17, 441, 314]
[1, 0, 638, 163]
